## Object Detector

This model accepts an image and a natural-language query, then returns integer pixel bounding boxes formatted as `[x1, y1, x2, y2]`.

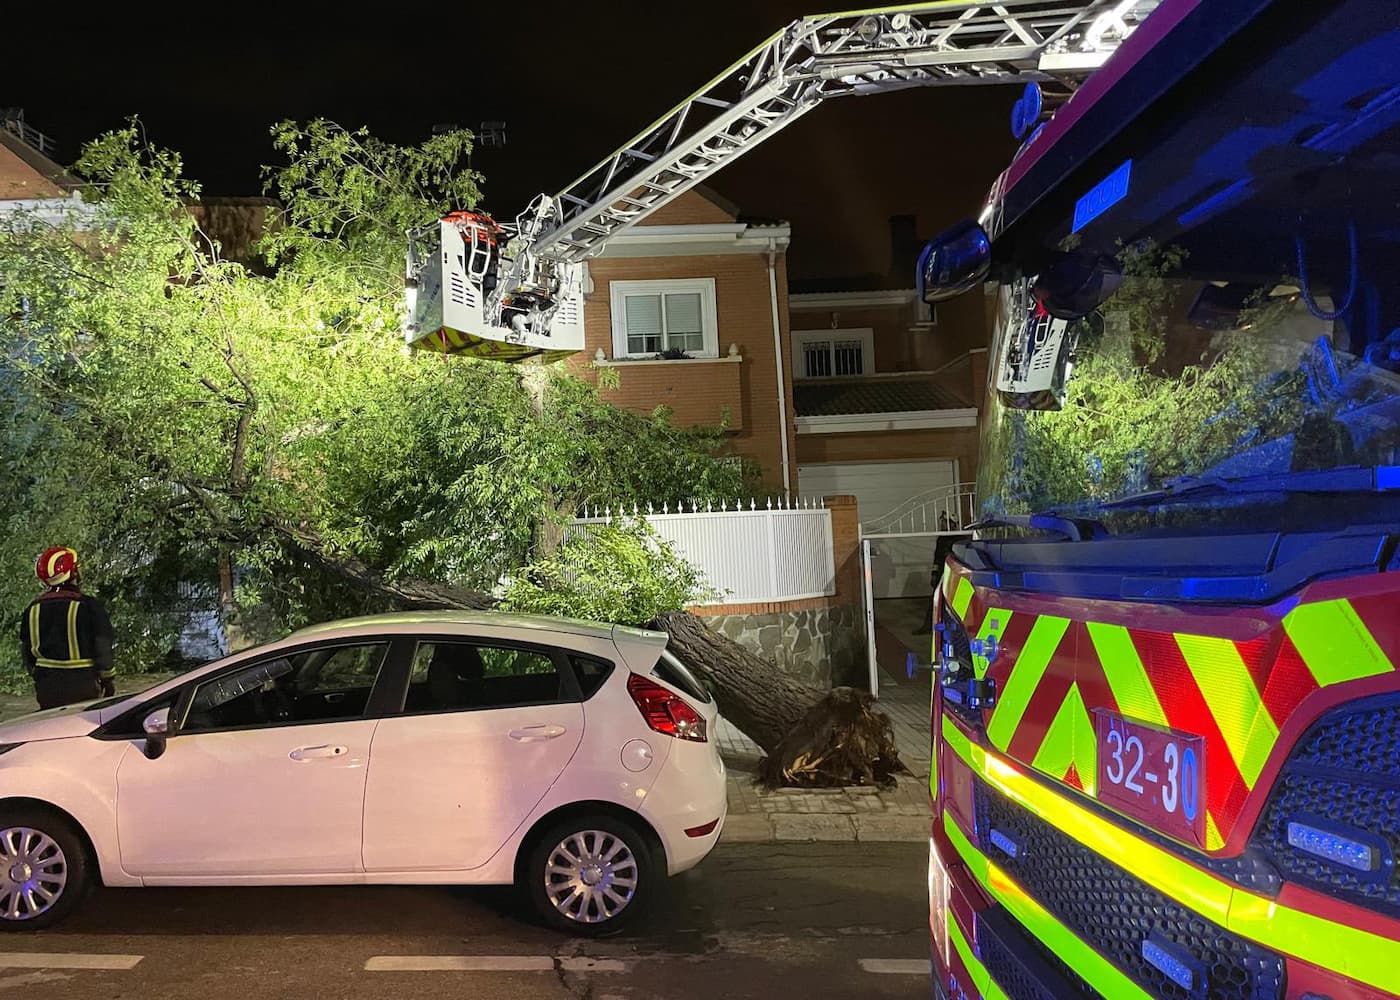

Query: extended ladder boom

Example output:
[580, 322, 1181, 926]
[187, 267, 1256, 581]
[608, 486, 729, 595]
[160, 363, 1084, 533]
[406, 0, 1157, 361]
[543, 0, 1149, 264]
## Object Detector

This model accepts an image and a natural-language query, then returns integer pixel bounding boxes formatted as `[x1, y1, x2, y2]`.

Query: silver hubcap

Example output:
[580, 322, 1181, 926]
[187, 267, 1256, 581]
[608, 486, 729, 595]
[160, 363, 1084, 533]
[0, 827, 66, 921]
[544, 830, 638, 924]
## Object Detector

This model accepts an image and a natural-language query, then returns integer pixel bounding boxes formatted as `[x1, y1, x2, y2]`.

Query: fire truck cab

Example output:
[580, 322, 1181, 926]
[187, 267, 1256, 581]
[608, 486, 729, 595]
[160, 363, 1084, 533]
[920, 0, 1400, 997]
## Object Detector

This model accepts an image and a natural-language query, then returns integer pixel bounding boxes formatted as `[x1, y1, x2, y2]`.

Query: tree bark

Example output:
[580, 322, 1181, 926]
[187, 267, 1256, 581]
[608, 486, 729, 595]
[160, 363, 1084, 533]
[649, 610, 907, 789]
[649, 610, 821, 753]
[217, 549, 250, 652]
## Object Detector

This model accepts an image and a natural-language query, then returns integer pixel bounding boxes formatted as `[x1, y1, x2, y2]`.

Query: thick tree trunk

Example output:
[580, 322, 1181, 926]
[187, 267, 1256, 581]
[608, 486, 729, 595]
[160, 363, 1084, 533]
[650, 610, 821, 753]
[757, 686, 906, 789]
[217, 549, 250, 652]
[650, 611, 908, 789]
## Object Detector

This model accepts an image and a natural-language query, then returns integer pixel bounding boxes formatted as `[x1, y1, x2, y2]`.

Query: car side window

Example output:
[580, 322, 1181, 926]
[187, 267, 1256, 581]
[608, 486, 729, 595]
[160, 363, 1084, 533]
[571, 654, 615, 700]
[181, 642, 389, 732]
[404, 641, 566, 713]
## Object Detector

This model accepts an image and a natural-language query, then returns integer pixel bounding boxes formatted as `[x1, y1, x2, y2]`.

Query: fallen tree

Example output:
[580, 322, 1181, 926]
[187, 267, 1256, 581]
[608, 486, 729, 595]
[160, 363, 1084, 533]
[496, 520, 908, 789]
[650, 610, 907, 789]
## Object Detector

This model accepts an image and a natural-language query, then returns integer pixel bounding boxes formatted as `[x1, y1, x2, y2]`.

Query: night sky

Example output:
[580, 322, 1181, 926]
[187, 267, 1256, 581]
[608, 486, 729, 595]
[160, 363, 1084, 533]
[6, 2, 1020, 281]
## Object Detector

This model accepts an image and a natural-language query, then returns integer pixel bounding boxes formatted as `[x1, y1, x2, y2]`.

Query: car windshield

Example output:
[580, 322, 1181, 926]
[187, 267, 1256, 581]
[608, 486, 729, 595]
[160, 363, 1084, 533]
[977, 249, 1400, 536]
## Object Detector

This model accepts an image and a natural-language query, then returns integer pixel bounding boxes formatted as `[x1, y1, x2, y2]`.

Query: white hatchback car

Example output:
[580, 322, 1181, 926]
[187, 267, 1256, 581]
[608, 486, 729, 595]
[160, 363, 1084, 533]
[0, 611, 726, 934]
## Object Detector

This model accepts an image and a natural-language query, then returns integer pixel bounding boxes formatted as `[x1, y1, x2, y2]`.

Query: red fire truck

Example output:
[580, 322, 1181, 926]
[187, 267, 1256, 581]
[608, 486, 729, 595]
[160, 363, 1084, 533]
[919, 0, 1400, 997]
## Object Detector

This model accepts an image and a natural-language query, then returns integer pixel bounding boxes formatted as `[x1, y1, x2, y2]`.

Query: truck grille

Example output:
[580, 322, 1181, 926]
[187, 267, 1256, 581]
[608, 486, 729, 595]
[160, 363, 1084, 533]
[1251, 693, 1400, 920]
[977, 903, 1100, 1000]
[976, 781, 1285, 1000]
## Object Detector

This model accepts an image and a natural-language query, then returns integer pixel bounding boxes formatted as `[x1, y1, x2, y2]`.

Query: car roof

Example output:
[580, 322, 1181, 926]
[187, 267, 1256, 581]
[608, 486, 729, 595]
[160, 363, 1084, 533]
[286, 609, 667, 648]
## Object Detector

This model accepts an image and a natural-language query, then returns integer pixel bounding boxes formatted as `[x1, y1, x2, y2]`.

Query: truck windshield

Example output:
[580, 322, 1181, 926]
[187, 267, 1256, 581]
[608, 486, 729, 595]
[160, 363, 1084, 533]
[977, 246, 1400, 533]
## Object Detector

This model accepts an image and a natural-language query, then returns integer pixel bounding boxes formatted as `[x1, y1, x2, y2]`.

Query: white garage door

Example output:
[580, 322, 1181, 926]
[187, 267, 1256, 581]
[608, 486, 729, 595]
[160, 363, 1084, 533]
[798, 460, 956, 598]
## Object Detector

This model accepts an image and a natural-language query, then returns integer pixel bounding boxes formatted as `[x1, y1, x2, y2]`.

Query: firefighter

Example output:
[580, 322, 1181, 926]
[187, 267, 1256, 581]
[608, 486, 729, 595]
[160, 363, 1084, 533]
[18, 547, 116, 710]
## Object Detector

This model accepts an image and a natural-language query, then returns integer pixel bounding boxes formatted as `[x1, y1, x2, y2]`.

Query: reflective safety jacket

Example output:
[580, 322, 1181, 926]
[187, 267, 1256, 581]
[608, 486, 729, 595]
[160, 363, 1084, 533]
[19, 588, 115, 680]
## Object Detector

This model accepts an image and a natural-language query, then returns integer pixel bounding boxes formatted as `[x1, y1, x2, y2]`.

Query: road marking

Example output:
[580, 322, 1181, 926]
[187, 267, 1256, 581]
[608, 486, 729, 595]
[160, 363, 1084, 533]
[859, 959, 932, 975]
[0, 954, 143, 971]
[365, 956, 626, 973]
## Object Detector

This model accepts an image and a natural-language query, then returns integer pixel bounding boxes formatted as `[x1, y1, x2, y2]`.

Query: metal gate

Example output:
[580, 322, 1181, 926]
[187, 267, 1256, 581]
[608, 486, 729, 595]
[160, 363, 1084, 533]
[860, 484, 977, 698]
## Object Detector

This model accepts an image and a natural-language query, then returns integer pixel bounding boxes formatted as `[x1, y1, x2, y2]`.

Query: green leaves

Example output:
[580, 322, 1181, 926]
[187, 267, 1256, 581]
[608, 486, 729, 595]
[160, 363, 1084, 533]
[499, 518, 717, 626]
[0, 118, 749, 683]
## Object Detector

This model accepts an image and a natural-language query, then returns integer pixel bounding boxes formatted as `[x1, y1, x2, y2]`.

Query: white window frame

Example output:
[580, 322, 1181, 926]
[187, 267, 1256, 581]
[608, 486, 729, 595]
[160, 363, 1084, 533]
[792, 328, 875, 379]
[609, 278, 719, 359]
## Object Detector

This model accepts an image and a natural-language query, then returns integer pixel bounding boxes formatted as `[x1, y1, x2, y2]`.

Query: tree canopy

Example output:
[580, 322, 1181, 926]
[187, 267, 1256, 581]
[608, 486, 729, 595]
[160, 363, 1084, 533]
[0, 120, 753, 686]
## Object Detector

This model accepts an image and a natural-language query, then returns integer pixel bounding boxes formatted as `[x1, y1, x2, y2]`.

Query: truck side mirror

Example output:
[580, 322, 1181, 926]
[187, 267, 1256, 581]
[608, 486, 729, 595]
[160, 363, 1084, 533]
[918, 220, 992, 303]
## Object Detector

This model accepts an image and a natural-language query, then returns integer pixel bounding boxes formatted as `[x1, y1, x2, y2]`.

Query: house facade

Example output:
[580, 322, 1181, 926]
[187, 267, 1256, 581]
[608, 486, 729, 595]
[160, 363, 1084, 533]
[569, 195, 994, 600]
[1, 114, 85, 221]
[567, 187, 799, 496]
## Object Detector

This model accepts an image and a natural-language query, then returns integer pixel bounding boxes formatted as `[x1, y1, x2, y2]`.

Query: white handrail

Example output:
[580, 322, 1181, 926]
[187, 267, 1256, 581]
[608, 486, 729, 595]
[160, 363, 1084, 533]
[860, 482, 979, 535]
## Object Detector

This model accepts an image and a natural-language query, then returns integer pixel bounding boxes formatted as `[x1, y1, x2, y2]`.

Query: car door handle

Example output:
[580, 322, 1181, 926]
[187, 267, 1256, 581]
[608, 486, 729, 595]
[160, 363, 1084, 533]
[289, 744, 348, 761]
[508, 725, 567, 742]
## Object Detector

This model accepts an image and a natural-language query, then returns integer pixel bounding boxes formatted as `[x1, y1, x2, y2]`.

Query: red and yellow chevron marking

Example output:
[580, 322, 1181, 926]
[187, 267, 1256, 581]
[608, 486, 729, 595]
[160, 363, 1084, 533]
[940, 567, 1400, 849]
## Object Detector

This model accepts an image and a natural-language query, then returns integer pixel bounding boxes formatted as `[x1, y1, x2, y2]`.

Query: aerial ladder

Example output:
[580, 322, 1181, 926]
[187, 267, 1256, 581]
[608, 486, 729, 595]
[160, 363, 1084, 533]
[403, 0, 1159, 363]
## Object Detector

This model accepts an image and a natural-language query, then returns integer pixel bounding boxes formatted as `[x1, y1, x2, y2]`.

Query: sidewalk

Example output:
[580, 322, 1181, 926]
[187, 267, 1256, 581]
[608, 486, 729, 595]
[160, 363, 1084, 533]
[719, 596, 935, 844]
[717, 681, 932, 844]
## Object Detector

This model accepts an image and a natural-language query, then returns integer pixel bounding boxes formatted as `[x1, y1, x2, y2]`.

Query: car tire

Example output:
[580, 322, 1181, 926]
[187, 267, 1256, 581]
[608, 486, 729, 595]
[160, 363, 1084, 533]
[523, 814, 658, 936]
[0, 804, 91, 931]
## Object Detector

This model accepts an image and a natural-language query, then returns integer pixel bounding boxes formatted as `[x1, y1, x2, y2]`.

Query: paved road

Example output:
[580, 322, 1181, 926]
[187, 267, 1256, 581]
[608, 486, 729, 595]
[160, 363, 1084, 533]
[0, 842, 932, 999]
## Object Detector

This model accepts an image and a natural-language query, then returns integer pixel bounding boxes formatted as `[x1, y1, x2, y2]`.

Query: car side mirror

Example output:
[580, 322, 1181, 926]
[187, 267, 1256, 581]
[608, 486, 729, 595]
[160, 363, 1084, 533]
[142, 707, 171, 760]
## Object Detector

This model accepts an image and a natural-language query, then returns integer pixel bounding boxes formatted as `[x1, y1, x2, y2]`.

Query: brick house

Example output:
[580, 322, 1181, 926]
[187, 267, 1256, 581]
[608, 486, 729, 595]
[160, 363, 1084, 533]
[568, 187, 799, 495]
[0, 114, 84, 216]
[782, 215, 990, 598]
[574, 195, 990, 598]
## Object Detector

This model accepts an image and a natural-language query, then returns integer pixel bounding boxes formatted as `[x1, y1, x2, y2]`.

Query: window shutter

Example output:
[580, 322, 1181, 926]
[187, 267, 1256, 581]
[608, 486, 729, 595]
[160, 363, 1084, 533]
[625, 294, 662, 354]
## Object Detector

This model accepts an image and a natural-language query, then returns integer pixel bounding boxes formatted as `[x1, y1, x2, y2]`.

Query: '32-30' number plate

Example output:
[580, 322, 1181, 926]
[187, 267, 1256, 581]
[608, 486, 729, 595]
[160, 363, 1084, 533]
[1094, 711, 1205, 847]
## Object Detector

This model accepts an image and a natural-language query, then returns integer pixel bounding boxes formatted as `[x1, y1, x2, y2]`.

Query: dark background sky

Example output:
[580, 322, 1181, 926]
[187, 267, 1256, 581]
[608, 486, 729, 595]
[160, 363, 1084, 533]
[4, 2, 1020, 282]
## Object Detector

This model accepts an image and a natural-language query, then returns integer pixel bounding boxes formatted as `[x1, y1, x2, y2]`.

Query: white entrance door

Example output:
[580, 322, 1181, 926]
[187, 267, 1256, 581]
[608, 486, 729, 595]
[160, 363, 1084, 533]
[798, 460, 956, 598]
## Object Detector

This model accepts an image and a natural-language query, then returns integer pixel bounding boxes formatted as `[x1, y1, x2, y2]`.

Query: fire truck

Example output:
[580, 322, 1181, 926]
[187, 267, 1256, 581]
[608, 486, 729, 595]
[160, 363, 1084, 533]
[918, 0, 1400, 997]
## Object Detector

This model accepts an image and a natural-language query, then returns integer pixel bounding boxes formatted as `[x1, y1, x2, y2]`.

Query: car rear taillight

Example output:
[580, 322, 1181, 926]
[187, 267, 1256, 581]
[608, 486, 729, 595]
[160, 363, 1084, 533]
[626, 673, 707, 742]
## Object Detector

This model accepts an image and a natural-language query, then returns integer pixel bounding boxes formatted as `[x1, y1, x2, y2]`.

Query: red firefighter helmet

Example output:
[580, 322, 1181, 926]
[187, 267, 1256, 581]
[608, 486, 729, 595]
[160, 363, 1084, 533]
[36, 546, 79, 587]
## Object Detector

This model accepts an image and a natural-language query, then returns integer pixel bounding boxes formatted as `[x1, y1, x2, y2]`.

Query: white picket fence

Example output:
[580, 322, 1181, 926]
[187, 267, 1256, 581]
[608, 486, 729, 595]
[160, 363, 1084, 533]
[569, 497, 835, 604]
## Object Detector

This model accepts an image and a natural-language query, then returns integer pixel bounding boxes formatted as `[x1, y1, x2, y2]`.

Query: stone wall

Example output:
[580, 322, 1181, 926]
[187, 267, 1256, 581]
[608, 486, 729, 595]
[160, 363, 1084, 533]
[703, 603, 864, 689]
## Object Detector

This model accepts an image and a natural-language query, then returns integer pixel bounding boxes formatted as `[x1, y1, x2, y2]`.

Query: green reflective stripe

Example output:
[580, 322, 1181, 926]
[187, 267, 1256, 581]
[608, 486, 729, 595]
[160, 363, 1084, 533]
[1229, 887, 1400, 996]
[1086, 622, 1167, 727]
[28, 605, 41, 660]
[66, 601, 80, 663]
[1205, 814, 1224, 851]
[1030, 682, 1098, 795]
[946, 898, 990, 996]
[943, 811, 1152, 1000]
[951, 577, 973, 619]
[943, 717, 1232, 925]
[1175, 634, 1276, 787]
[973, 608, 1013, 679]
[34, 658, 95, 670]
[1284, 598, 1395, 687]
[987, 615, 1070, 751]
[929, 683, 939, 799]
[943, 807, 987, 883]
[941, 718, 1400, 996]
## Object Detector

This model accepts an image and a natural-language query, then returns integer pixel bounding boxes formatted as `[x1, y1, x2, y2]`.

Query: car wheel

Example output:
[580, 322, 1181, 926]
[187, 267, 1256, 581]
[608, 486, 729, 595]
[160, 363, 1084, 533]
[524, 814, 656, 936]
[0, 805, 90, 931]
